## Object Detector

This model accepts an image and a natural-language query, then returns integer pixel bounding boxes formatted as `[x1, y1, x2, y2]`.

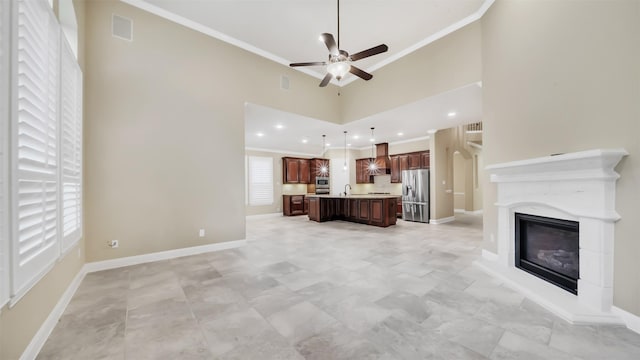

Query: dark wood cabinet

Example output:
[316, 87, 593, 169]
[282, 157, 312, 184]
[390, 151, 429, 183]
[370, 200, 383, 223]
[420, 151, 430, 169]
[408, 152, 422, 170]
[308, 197, 319, 221]
[283, 195, 307, 216]
[307, 196, 398, 227]
[309, 158, 330, 184]
[355, 158, 374, 184]
[358, 199, 370, 221]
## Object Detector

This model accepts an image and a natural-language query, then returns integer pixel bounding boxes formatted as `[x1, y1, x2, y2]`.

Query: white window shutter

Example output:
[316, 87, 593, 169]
[59, 35, 82, 252]
[0, 0, 10, 308]
[11, 0, 61, 299]
[248, 156, 273, 206]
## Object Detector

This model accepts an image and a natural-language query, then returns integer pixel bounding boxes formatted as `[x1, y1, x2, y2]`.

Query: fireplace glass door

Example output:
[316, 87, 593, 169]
[515, 213, 579, 294]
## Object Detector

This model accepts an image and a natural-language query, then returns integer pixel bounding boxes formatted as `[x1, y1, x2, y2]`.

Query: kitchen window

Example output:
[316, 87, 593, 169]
[0, 0, 9, 308]
[248, 156, 274, 206]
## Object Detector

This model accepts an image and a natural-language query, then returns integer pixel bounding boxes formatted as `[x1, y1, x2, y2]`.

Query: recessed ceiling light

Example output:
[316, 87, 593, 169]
[427, 129, 437, 134]
[256, 132, 264, 137]
[369, 138, 375, 142]
[275, 124, 284, 129]
[397, 132, 404, 136]
[347, 143, 351, 147]
[352, 135, 360, 139]
[326, 143, 331, 147]
[302, 138, 308, 143]
[447, 112, 457, 118]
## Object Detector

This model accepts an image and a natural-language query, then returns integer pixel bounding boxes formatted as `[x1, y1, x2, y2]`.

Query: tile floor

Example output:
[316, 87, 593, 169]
[37, 214, 640, 359]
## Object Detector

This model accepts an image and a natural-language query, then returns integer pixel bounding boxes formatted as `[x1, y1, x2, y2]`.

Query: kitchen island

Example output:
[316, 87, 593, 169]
[306, 194, 400, 227]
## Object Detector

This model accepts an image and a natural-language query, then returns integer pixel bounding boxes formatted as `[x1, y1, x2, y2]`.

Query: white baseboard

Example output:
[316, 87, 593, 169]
[470, 209, 484, 215]
[454, 209, 465, 214]
[430, 216, 455, 224]
[85, 239, 246, 273]
[20, 266, 88, 360]
[482, 249, 499, 261]
[246, 212, 283, 219]
[21, 239, 246, 360]
[612, 306, 640, 335]
[454, 209, 484, 215]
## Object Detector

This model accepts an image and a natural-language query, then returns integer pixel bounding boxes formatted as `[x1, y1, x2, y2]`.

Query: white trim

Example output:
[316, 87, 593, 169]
[245, 147, 317, 158]
[454, 209, 465, 214]
[20, 238, 247, 360]
[121, 0, 495, 87]
[482, 249, 499, 262]
[429, 216, 455, 224]
[84, 239, 246, 273]
[120, 0, 325, 84]
[612, 306, 640, 335]
[466, 141, 483, 150]
[388, 136, 431, 147]
[246, 212, 282, 219]
[351, 0, 495, 87]
[19, 264, 87, 360]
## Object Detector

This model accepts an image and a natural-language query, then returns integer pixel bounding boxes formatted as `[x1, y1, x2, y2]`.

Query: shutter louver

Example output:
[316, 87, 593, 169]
[60, 34, 82, 252]
[11, 0, 60, 298]
[248, 156, 273, 206]
[0, 0, 9, 307]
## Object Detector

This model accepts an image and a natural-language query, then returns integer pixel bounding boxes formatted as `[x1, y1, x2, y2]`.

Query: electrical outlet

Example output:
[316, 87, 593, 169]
[199, 229, 205, 237]
[108, 240, 119, 248]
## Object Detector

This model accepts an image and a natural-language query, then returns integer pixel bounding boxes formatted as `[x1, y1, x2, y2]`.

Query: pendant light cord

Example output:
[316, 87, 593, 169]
[337, 0, 340, 49]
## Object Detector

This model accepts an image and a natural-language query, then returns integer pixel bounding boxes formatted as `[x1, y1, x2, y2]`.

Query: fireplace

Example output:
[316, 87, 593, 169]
[477, 149, 628, 324]
[515, 213, 579, 294]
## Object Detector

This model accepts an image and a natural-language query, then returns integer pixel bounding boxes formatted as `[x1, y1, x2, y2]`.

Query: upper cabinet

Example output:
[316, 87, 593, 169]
[310, 158, 330, 184]
[390, 151, 430, 183]
[283, 157, 311, 184]
[355, 158, 374, 184]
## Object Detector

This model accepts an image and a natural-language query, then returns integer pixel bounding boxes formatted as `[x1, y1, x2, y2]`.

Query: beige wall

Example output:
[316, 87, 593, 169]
[0, 1, 87, 359]
[340, 21, 482, 123]
[83, 0, 340, 262]
[482, 0, 640, 315]
[453, 152, 466, 210]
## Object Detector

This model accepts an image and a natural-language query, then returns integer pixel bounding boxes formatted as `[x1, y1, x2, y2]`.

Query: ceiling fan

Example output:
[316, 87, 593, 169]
[289, 0, 389, 87]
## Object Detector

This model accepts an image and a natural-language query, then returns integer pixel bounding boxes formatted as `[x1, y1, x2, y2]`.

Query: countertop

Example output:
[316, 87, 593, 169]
[305, 194, 401, 199]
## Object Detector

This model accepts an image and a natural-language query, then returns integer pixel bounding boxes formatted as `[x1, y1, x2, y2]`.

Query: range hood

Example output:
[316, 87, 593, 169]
[374, 143, 392, 174]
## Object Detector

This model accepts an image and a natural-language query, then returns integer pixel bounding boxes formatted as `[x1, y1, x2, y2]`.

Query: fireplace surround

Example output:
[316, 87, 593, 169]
[477, 149, 628, 324]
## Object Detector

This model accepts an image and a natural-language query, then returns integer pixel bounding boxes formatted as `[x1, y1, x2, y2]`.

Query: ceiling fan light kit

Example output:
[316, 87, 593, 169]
[290, 0, 389, 87]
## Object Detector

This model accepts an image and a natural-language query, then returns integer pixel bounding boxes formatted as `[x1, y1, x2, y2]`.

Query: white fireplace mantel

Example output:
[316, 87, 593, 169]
[476, 148, 628, 325]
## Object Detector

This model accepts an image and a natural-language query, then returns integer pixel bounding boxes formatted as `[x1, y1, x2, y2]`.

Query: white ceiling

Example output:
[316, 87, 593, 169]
[124, 0, 488, 154]
[245, 82, 482, 155]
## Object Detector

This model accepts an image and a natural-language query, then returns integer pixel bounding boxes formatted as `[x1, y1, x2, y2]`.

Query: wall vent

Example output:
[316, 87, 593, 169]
[280, 75, 290, 90]
[112, 14, 133, 41]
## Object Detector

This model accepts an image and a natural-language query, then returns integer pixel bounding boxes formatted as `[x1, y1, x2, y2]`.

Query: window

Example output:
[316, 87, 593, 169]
[0, 0, 9, 308]
[10, 0, 60, 300]
[248, 156, 273, 206]
[60, 32, 82, 253]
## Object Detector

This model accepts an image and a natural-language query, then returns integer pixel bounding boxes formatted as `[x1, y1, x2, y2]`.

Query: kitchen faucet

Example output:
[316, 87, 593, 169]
[344, 184, 352, 196]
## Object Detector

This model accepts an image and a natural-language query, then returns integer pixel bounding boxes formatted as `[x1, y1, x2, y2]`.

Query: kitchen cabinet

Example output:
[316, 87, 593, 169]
[283, 195, 306, 216]
[390, 151, 429, 183]
[355, 158, 374, 184]
[306, 195, 398, 227]
[282, 157, 311, 184]
[420, 151, 430, 169]
[408, 152, 421, 170]
[310, 158, 330, 184]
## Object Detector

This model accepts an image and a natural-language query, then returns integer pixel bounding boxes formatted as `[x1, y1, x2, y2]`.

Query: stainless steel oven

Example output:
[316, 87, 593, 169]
[315, 176, 330, 194]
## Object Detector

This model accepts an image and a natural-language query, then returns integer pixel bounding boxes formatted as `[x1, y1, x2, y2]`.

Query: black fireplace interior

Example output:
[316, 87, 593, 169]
[515, 213, 579, 294]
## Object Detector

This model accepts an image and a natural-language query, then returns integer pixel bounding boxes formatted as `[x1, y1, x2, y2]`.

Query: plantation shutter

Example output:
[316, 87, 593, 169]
[248, 156, 273, 206]
[11, 0, 60, 297]
[59, 35, 82, 252]
[0, 0, 9, 307]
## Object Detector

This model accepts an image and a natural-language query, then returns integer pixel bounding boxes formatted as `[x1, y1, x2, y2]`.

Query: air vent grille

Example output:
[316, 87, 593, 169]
[112, 14, 133, 41]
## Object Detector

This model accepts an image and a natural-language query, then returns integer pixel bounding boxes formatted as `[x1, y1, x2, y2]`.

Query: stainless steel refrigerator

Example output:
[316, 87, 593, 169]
[401, 169, 430, 223]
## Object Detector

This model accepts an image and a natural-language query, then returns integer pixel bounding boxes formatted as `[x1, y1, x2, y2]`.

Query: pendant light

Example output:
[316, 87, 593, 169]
[343, 131, 348, 170]
[320, 134, 328, 175]
[368, 127, 377, 173]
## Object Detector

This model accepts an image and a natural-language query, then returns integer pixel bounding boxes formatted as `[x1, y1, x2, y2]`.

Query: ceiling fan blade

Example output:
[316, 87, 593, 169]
[349, 44, 389, 62]
[290, 61, 327, 67]
[349, 65, 373, 81]
[320, 33, 339, 56]
[319, 72, 333, 87]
